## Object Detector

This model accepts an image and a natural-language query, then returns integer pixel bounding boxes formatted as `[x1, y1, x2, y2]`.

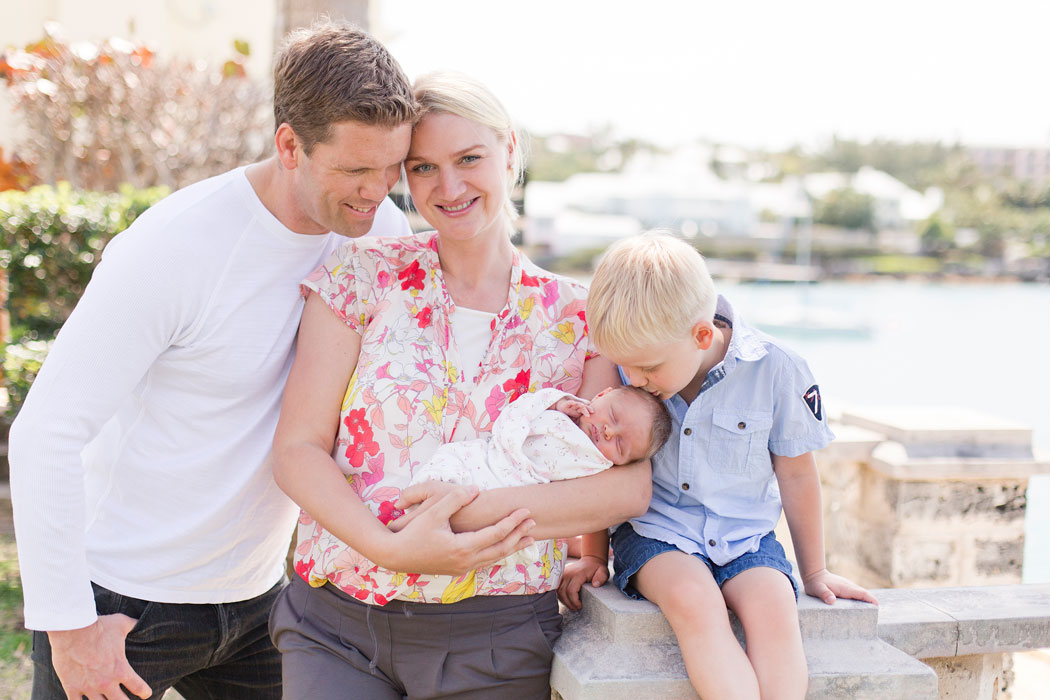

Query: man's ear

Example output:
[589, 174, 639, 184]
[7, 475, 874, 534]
[274, 123, 301, 170]
[692, 320, 715, 350]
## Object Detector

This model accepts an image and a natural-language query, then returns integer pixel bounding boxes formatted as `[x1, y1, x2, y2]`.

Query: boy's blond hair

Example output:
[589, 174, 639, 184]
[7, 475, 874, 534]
[588, 233, 717, 357]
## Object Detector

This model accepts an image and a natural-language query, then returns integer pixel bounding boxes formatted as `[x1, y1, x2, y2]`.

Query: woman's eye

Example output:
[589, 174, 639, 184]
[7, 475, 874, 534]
[460, 155, 480, 164]
[411, 163, 434, 174]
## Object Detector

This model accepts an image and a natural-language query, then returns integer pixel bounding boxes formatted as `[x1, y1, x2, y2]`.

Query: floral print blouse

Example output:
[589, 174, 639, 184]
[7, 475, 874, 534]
[294, 231, 596, 605]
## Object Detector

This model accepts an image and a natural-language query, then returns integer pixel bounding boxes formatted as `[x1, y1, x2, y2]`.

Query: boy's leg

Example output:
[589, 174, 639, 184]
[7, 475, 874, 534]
[722, 567, 807, 700]
[633, 551, 760, 700]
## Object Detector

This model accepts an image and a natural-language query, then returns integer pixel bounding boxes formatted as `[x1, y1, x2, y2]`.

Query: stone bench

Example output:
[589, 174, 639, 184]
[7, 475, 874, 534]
[550, 581, 1050, 700]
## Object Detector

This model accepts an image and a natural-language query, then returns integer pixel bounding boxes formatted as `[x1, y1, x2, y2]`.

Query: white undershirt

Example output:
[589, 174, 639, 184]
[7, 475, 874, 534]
[450, 306, 497, 385]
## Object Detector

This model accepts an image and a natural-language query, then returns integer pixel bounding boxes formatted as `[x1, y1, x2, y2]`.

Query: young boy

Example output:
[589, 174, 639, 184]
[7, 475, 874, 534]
[558, 233, 877, 700]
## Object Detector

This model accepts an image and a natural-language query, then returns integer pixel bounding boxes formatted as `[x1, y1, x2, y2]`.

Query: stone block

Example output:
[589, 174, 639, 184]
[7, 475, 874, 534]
[552, 584, 937, 700]
[839, 406, 1034, 460]
[876, 588, 960, 658]
[875, 584, 1050, 657]
[975, 536, 1026, 577]
[893, 480, 1027, 522]
[891, 538, 956, 586]
[924, 653, 1004, 700]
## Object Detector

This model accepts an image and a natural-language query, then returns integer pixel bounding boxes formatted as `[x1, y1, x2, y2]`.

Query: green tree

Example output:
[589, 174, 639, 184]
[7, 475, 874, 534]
[812, 188, 875, 230]
[920, 214, 955, 255]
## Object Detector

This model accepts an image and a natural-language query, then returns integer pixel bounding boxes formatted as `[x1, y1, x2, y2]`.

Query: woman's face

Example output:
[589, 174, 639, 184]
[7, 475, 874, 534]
[405, 111, 513, 243]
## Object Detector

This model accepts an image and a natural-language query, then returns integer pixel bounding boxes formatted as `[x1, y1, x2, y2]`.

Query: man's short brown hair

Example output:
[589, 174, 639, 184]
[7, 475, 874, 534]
[273, 20, 417, 154]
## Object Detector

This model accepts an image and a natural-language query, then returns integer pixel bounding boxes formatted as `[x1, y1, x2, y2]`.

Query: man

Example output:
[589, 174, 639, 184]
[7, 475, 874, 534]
[10, 21, 532, 700]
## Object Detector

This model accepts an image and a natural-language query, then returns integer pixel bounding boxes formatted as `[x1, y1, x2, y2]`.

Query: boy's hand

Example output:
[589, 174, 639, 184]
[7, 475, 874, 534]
[553, 397, 592, 420]
[803, 568, 879, 606]
[557, 555, 609, 610]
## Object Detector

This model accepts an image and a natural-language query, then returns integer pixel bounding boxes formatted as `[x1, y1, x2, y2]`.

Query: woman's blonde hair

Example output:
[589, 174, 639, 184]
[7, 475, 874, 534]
[587, 232, 717, 357]
[411, 71, 526, 222]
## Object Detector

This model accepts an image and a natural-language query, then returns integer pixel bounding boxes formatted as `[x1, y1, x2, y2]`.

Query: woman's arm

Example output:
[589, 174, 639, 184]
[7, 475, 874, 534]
[273, 294, 535, 575]
[400, 356, 652, 539]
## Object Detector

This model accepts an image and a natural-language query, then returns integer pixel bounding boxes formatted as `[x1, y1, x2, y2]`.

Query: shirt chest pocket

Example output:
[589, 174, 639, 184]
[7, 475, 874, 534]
[708, 409, 773, 474]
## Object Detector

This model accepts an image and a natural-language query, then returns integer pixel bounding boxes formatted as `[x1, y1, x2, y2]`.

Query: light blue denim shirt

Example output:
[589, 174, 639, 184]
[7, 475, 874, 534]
[618, 296, 835, 566]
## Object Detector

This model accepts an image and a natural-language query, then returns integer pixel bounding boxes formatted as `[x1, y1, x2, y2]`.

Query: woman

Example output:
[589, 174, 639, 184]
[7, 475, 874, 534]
[270, 72, 651, 699]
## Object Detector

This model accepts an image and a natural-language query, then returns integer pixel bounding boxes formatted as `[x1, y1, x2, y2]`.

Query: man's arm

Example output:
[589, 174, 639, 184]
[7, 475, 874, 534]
[774, 452, 877, 605]
[9, 237, 182, 698]
[10, 239, 183, 630]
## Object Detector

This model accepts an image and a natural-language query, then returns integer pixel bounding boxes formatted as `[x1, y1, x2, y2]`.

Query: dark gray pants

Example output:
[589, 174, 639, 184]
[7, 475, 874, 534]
[270, 575, 561, 700]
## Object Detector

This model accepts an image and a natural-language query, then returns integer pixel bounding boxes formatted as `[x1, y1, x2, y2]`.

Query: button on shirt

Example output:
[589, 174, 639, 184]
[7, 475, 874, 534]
[620, 296, 834, 566]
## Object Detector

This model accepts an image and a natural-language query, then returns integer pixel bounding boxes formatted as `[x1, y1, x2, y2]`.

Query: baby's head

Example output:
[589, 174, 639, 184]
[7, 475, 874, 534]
[587, 232, 718, 399]
[578, 386, 672, 465]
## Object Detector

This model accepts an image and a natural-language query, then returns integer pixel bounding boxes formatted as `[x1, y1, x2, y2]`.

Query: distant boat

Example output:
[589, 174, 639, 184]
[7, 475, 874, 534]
[751, 305, 875, 340]
[747, 216, 875, 340]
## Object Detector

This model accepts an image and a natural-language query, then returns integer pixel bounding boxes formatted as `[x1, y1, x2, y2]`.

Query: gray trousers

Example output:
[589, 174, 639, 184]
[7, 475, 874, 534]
[270, 574, 562, 699]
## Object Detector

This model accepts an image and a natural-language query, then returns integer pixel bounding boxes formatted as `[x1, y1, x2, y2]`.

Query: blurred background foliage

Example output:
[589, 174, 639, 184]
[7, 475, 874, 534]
[0, 25, 270, 191]
[0, 24, 268, 418]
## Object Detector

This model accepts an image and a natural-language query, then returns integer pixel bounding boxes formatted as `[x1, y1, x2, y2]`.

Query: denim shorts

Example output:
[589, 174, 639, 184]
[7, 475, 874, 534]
[611, 525, 799, 601]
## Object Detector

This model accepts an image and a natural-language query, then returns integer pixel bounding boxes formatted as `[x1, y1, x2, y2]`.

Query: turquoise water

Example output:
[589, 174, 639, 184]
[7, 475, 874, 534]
[718, 280, 1050, 583]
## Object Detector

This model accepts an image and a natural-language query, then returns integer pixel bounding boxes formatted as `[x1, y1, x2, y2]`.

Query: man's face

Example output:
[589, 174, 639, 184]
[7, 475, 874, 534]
[292, 120, 412, 237]
[577, 389, 653, 464]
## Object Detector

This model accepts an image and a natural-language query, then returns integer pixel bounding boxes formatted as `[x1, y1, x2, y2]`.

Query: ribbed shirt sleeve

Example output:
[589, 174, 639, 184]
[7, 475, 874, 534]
[9, 234, 189, 630]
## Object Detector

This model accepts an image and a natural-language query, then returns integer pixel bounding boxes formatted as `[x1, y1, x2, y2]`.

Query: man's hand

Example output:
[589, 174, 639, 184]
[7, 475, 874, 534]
[802, 568, 879, 606]
[552, 396, 592, 420]
[557, 555, 609, 610]
[49, 613, 152, 700]
[383, 484, 535, 575]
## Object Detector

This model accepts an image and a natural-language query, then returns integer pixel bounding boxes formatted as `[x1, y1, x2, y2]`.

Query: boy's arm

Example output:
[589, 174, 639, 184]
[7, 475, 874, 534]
[558, 530, 611, 610]
[773, 452, 878, 605]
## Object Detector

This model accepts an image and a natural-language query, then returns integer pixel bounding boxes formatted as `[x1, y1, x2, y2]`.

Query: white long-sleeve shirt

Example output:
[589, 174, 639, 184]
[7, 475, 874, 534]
[9, 166, 411, 631]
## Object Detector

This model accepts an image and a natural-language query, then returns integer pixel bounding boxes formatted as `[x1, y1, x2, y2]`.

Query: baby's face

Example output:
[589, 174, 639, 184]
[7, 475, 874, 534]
[577, 389, 653, 464]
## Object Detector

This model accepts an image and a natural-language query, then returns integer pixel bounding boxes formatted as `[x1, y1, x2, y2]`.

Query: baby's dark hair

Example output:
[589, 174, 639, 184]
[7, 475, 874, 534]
[611, 385, 672, 461]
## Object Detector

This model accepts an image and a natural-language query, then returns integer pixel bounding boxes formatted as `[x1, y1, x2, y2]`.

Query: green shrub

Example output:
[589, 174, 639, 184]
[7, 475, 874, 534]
[0, 182, 168, 339]
[1, 338, 51, 420]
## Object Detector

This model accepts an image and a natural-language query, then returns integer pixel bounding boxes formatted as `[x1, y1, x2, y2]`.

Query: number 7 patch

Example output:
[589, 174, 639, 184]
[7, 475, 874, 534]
[803, 385, 823, 421]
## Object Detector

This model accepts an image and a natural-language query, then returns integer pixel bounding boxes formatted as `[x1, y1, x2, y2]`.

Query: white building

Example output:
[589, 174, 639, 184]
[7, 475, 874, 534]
[803, 166, 943, 229]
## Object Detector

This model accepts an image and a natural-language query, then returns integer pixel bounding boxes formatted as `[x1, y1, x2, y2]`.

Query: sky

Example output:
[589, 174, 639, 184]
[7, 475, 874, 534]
[378, 0, 1050, 150]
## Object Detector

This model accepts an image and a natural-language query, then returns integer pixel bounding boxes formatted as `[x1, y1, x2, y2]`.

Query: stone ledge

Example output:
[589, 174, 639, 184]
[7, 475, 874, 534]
[839, 405, 1035, 457]
[876, 583, 1050, 658]
[868, 441, 1050, 480]
[552, 584, 936, 700]
[572, 575, 881, 644]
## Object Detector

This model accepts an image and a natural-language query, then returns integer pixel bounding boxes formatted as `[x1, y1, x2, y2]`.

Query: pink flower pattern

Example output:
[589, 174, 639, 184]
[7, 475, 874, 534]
[295, 232, 596, 605]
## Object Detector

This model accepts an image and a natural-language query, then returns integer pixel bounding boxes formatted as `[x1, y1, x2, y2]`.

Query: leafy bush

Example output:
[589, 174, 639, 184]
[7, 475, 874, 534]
[2, 338, 51, 421]
[0, 182, 169, 339]
[0, 147, 36, 192]
[0, 26, 270, 191]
